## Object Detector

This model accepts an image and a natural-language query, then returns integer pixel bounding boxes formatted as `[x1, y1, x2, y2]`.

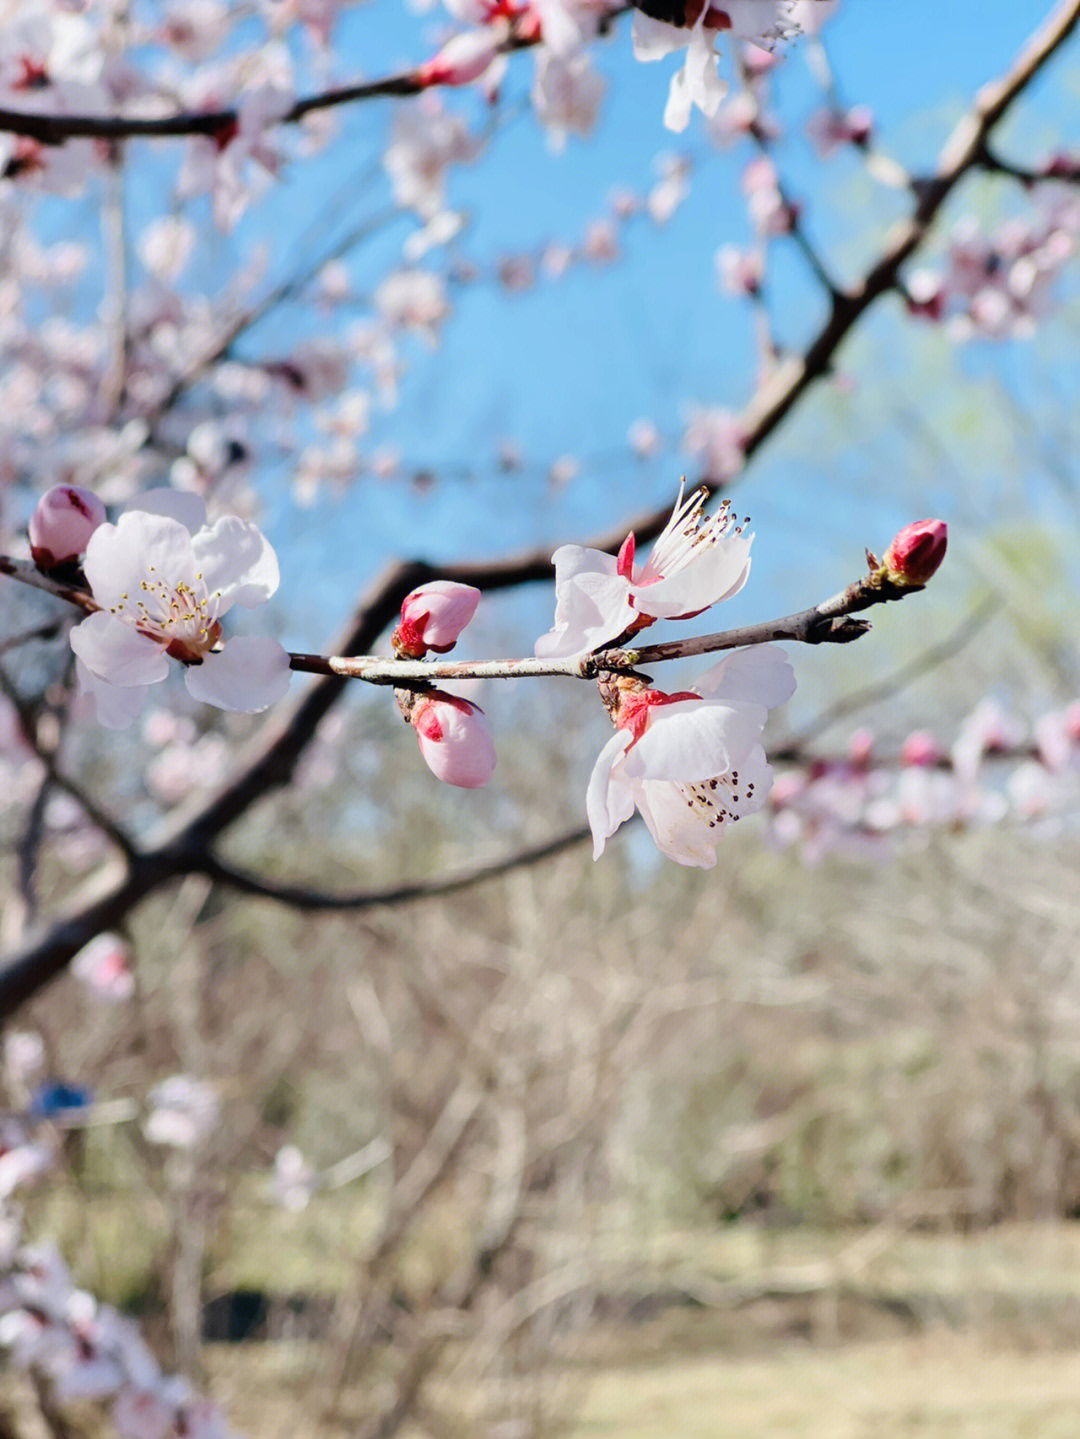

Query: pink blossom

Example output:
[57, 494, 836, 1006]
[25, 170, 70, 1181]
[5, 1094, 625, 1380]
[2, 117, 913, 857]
[413, 693, 497, 788]
[535, 483, 752, 658]
[806, 102, 873, 157]
[69, 490, 290, 729]
[28, 485, 106, 569]
[741, 153, 797, 234]
[1035, 702, 1080, 771]
[681, 405, 746, 480]
[631, 2, 801, 133]
[588, 646, 795, 866]
[901, 730, 943, 767]
[532, 50, 606, 150]
[416, 26, 507, 88]
[394, 580, 481, 656]
[716, 242, 764, 296]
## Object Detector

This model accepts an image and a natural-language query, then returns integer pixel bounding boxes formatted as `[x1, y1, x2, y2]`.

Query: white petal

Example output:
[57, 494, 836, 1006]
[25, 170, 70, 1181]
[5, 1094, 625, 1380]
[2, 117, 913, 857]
[535, 567, 634, 658]
[70, 612, 170, 686]
[183, 636, 291, 712]
[82, 511, 197, 612]
[635, 781, 720, 868]
[631, 12, 689, 60]
[692, 645, 796, 708]
[124, 487, 207, 531]
[586, 731, 636, 858]
[663, 65, 694, 134]
[75, 659, 148, 731]
[632, 535, 752, 618]
[622, 697, 767, 782]
[190, 516, 279, 613]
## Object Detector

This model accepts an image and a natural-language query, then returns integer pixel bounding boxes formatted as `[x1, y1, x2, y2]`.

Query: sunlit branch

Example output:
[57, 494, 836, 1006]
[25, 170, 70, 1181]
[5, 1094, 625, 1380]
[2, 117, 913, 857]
[287, 567, 920, 687]
[0, 556, 97, 612]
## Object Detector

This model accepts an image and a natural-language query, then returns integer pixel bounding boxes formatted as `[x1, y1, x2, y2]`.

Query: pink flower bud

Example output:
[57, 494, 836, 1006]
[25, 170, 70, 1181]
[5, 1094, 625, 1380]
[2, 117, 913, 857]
[901, 730, 942, 767]
[28, 485, 106, 569]
[416, 29, 503, 88]
[882, 519, 948, 587]
[394, 581, 481, 657]
[413, 693, 496, 788]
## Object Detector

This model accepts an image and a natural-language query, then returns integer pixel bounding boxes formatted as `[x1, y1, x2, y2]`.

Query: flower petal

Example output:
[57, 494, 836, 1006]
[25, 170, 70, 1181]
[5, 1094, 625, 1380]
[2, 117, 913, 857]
[692, 645, 796, 708]
[536, 568, 633, 658]
[632, 534, 752, 618]
[190, 516, 279, 613]
[75, 659, 148, 731]
[586, 730, 636, 858]
[125, 488, 207, 531]
[631, 12, 688, 60]
[70, 612, 170, 687]
[621, 696, 767, 782]
[82, 512, 197, 613]
[635, 781, 721, 868]
[183, 636, 291, 712]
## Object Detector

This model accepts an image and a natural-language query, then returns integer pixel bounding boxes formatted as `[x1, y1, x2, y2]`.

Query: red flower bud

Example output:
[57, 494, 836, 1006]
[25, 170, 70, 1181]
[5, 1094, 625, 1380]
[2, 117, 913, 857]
[882, 519, 947, 587]
[394, 580, 481, 657]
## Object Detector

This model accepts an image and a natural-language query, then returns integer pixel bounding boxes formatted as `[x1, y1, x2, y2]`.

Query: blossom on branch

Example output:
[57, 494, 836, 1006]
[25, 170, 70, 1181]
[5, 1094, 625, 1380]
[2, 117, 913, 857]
[535, 482, 752, 658]
[393, 580, 481, 657]
[881, 517, 947, 588]
[69, 490, 290, 730]
[28, 485, 106, 570]
[412, 692, 497, 788]
[631, 1, 802, 133]
[588, 645, 795, 865]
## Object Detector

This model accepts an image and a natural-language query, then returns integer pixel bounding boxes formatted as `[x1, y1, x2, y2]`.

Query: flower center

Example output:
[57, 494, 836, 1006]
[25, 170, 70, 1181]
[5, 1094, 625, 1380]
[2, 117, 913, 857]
[109, 567, 223, 661]
[676, 767, 756, 830]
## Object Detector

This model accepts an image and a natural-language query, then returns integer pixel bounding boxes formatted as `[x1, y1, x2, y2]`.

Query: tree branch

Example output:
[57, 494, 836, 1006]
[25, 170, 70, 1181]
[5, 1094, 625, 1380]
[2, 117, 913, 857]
[2, 0, 1075, 1013]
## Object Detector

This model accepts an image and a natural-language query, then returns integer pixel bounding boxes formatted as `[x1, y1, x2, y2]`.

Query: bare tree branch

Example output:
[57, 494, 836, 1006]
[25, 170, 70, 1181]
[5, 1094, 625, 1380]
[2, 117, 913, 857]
[2, 0, 1076, 1014]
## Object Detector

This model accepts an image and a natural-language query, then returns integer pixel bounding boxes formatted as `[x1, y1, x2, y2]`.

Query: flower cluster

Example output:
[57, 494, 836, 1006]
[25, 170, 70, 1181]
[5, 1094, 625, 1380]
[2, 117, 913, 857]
[769, 697, 1080, 862]
[0, 1088, 235, 1439]
[535, 481, 753, 658]
[534, 483, 796, 865]
[27, 486, 291, 730]
[589, 647, 795, 866]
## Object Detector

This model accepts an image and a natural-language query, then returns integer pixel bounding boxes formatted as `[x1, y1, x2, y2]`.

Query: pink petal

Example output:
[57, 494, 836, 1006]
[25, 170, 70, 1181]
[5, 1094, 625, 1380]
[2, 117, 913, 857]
[692, 645, 795, 707]
[83, 512, 197, 612]
[622, 697, 766, 782]
[70, 612, 170, 687]
[75, 659, 149, 731]
[183, 636, 291, 712]
[635, 781, 721, 868]
[190, 516, 279, 612]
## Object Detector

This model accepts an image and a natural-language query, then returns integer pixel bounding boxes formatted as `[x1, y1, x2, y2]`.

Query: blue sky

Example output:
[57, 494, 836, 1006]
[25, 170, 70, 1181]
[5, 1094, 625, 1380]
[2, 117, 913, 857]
[235, 0, 1079, 699]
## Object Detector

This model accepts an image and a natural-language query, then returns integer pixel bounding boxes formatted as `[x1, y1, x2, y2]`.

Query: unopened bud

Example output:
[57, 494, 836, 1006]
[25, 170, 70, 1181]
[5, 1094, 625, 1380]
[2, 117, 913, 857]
[394, 580, 481, 657]
[413, 693, 496, 788]
[416, 28, 503, 88]
[29, 485, 106, 570]
[882, 519, 947, 587]
[900, 730, 942, 767]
